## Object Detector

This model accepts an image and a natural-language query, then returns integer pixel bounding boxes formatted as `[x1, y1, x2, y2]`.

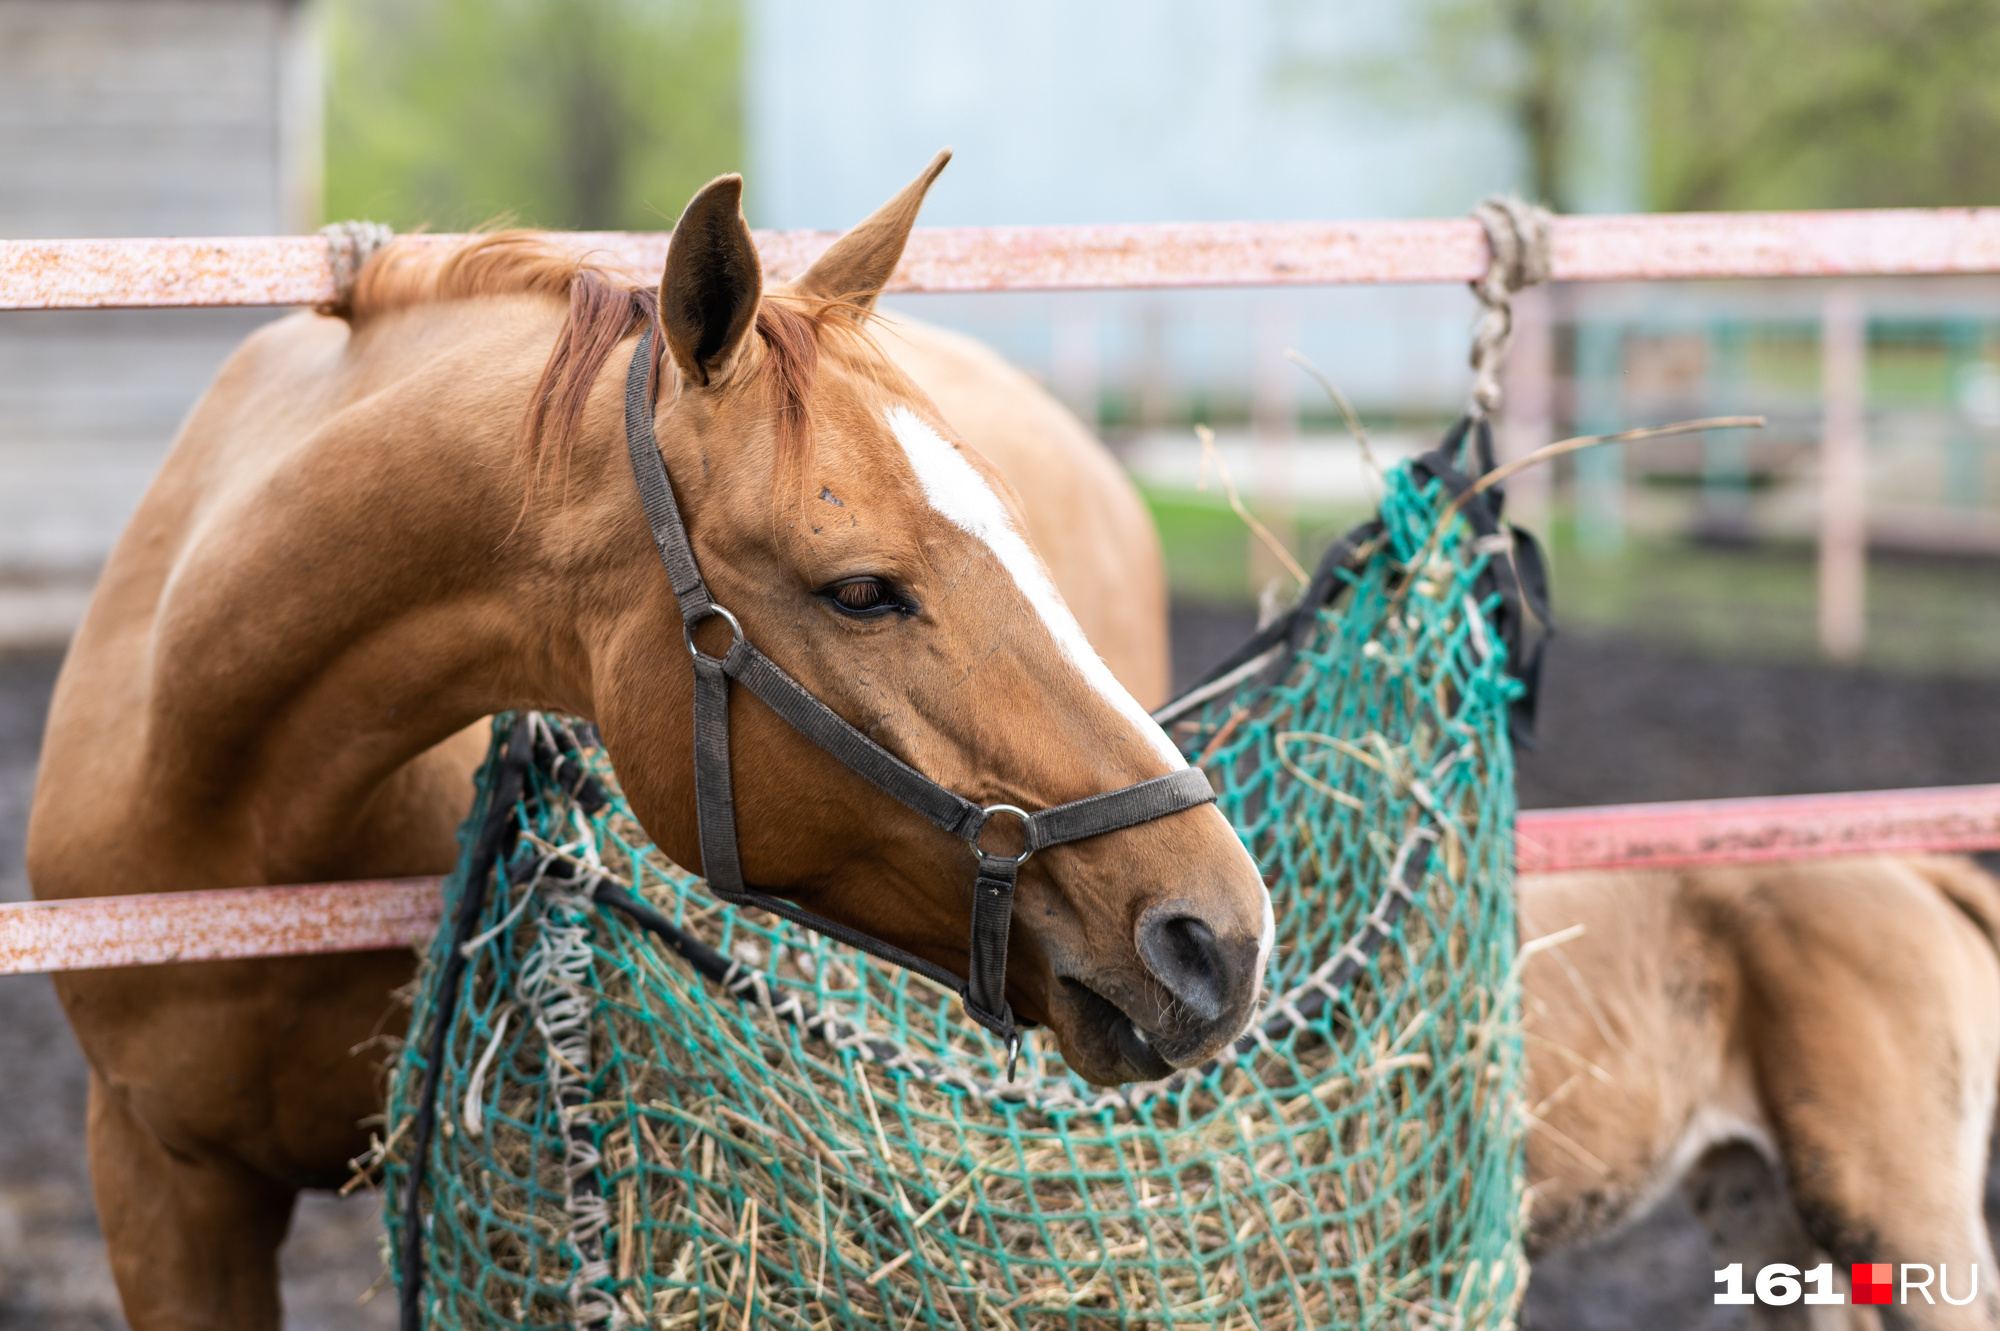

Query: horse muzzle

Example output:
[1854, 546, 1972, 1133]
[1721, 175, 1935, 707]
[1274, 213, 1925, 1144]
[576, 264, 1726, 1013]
[1054, 901, 1267, 1084]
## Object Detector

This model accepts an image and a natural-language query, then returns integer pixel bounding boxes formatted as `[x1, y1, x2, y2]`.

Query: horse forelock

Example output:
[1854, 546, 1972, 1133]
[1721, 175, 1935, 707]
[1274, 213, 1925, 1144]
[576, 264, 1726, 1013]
[522, 276, 830, 496]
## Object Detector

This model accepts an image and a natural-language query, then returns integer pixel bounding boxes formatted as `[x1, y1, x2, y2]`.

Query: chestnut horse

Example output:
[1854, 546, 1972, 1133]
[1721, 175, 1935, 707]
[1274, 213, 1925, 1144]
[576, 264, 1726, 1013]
[1523, 855, 2000, 1329]
[26, 154, 1271, 1328]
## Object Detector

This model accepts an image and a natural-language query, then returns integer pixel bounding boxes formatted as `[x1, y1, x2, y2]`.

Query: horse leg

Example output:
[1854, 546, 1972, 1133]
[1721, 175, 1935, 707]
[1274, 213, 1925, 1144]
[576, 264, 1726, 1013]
[1684, 1141, 1877, 1331]
[1723, 868, 2000, 1331]
[87, 1071, 297, 1331]
[1779, 1129, 1999, 1331]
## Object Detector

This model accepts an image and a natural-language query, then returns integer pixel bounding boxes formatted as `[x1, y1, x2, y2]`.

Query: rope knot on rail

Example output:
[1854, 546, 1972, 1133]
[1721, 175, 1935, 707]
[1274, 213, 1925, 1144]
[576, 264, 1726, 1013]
[318, 220, 395, 315]
[1467, 196, 1555, 419]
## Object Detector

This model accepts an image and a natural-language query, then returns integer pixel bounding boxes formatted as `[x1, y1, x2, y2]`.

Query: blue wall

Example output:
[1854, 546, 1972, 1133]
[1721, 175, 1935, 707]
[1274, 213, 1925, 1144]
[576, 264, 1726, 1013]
[745, 0, 1640, 421]
[746, 0, 1560, 229]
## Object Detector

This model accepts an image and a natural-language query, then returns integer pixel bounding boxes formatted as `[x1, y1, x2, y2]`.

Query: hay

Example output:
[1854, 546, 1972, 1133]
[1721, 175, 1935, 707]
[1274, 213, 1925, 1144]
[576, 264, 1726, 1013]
[377, 456, 1529, 1329]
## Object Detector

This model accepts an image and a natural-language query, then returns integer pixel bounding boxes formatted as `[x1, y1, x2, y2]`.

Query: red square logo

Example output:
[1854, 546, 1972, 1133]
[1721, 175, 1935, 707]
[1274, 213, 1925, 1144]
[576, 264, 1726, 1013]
[1853, 1263, 1894, 1305]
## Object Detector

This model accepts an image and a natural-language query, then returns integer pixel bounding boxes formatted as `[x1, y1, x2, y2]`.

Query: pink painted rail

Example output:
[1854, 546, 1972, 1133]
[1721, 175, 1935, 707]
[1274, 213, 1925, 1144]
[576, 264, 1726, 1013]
[5, 784, 1998, 975]
[1512, 783, 2000, 875]
[0, 879, 444, 975]
[9, 207, 2000, 310]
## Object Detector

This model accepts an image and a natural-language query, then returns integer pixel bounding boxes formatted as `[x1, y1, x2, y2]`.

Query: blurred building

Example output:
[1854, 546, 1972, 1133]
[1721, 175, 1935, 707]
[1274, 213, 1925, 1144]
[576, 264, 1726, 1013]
[750, 3, 1546, 229]
[745, 0, 1641, 432]
[0, 0, 319, 640]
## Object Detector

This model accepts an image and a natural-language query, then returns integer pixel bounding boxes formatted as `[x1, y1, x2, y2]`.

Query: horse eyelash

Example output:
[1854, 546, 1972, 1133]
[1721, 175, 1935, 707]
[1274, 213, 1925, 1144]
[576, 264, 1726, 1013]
[823, 577, 912, 617]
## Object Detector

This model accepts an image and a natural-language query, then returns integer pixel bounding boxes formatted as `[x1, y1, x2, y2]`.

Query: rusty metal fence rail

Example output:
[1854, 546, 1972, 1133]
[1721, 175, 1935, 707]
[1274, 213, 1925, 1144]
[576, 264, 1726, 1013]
[6, 784, 2000, 975]
[9, 207, 2000, 309]
[6, 205, 2000, 974]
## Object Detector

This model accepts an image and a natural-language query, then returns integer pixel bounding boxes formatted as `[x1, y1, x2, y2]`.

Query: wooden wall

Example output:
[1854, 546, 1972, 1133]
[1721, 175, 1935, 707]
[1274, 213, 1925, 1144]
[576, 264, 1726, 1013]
[0, 0, 316, 637]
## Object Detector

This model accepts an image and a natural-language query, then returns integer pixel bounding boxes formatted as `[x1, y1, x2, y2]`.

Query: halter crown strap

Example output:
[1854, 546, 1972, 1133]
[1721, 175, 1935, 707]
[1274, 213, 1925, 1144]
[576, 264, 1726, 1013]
[623, 345, 714, 624]
[622, 328, 1216, 1051]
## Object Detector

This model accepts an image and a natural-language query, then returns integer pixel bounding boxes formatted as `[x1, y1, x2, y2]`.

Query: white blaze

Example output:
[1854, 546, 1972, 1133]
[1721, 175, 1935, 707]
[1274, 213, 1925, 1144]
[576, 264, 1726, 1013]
[883, 406, 1185, 768]
[888, 406, 1277, 1007]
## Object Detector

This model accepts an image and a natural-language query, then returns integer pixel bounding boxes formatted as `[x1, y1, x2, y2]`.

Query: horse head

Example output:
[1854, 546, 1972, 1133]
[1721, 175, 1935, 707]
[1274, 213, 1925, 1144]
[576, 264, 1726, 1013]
[591, 155, 1272, 1084]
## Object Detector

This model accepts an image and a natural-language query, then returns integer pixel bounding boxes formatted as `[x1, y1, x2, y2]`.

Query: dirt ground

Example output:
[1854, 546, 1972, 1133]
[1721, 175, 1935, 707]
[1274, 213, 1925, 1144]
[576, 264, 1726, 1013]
[5, 611, 2000, 1327]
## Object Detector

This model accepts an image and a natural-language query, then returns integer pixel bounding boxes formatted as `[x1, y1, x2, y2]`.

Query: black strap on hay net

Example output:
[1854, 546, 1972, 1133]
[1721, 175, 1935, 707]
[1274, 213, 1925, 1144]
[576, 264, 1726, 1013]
[1157, 413, 1552, 749]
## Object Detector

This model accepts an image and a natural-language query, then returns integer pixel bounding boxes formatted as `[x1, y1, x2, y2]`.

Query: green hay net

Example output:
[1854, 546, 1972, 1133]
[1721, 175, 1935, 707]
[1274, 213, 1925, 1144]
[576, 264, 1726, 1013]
[379, 454, 1528, 1328]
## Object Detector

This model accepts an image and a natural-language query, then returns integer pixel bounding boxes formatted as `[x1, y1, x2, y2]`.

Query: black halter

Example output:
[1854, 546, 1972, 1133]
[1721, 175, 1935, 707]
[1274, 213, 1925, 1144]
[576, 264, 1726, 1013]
[622, 329, 1216, 1062]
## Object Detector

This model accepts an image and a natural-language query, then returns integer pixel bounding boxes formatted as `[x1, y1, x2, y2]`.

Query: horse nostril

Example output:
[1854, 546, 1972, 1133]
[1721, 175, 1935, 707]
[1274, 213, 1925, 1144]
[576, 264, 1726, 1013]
[1136, 910, 1227, 1025]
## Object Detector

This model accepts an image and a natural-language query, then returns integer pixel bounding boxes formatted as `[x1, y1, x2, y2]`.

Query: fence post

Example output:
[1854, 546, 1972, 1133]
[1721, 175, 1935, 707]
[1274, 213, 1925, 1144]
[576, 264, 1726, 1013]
[1701, 320, 1752, 540]
[1051, 297, 1102, 431]
[1573, 317, 1627, 557]
[1136, 302, 1172, 432]
[1945, 318, 1984, 509]
[1249, 301, 1298, 599]
[1819, 287, 1867, 661]
[1500, 284, 1553, 533]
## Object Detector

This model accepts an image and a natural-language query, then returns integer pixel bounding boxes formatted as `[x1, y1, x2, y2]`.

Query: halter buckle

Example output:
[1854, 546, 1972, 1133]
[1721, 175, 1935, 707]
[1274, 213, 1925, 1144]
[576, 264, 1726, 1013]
[683, 603, 745, 661]
[975, 804, 1035, 866]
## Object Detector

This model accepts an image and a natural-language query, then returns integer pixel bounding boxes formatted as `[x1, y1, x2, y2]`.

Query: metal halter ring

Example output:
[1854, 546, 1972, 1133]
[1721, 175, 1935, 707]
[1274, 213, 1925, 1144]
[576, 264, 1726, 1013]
[976, 803, 1036, 866]
[683, 603, 745, 660]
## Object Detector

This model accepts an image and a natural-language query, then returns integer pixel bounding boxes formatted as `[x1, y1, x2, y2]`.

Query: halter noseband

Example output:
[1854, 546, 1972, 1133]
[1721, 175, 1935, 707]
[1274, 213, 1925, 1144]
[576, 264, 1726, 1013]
[623, 329, 1217, 1068]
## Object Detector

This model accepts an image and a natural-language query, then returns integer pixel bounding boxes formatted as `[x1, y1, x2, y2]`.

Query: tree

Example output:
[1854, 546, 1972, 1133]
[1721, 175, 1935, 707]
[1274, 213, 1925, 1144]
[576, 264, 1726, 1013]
[324, 0, 741, 232]
[1410, 0, 2000, 213]
[1643, 0, 2000, 211]
[1431, 0, 1623, 212]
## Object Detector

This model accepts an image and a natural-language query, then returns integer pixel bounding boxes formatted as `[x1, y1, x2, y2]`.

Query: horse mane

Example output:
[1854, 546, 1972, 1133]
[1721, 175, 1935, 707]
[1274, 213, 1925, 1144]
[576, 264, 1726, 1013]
[345, 232, 826, 490]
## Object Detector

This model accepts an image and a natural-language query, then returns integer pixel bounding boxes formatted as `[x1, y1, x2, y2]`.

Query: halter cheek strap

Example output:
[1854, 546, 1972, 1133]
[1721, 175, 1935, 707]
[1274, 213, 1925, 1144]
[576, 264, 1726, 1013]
[622, 329, 1216, 1059]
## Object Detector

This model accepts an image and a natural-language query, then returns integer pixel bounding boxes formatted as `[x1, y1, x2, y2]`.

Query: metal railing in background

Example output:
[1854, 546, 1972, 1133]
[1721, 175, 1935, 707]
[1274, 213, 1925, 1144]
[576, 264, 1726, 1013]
[1504, 289, 2000, 661]
[7, 208, 2000, 309]
[7, 783, 1999, 974]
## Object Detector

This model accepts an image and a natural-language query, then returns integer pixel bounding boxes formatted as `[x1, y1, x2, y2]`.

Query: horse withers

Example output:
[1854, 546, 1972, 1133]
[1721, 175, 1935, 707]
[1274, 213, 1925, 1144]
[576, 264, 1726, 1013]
[25, 154, 1272, 1328]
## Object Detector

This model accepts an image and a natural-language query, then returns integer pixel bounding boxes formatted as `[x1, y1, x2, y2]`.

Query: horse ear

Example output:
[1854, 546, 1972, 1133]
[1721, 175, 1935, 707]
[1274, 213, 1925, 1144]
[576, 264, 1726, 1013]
[661, 174, 764, 388]
[793, 149, 950, 319]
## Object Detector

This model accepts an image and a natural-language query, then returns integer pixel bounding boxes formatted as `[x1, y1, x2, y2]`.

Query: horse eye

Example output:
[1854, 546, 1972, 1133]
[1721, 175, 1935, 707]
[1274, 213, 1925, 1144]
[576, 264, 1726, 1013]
[827, 577, 894, 614]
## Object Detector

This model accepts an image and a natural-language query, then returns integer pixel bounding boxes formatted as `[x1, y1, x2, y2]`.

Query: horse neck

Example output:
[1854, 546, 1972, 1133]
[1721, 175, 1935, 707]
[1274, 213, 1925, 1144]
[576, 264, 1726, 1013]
[137, 302, 668, 879]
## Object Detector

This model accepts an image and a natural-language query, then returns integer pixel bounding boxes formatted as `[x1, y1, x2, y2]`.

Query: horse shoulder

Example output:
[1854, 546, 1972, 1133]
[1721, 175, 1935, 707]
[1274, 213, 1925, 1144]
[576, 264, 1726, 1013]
[874, 313, 1171, 708]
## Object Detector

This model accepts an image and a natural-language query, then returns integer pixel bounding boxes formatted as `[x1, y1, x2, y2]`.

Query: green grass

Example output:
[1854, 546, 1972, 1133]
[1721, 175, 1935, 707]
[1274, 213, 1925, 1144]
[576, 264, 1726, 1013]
[1142, 486, 1373, 604]
[1544, 525, 2000, 676]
